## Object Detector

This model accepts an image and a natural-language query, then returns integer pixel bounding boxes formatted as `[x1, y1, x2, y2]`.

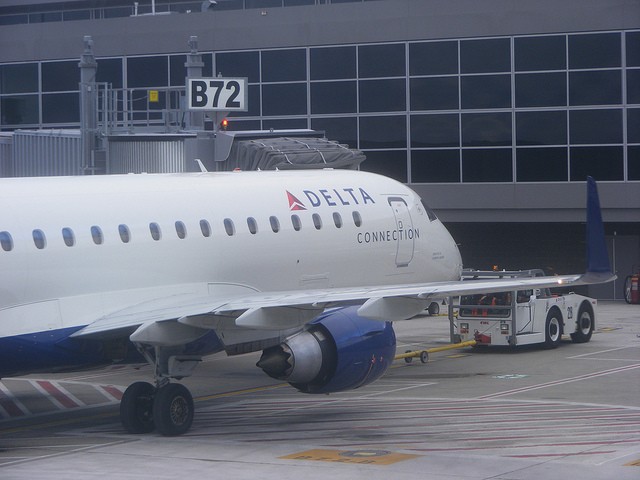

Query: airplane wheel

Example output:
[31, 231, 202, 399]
[544, 308, 562, 349]
[571, 302, 594, 343]
[153, 383, 194, 436]
[427, 302, 440, 315]
[120, 381, 156, 434]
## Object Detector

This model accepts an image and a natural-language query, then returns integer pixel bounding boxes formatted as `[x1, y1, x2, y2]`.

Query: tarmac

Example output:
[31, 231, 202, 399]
[0, 300, 638, 480]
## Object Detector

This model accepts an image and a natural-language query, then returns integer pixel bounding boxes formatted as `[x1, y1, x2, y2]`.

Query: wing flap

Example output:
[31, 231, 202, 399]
[71, 293, 229, 338]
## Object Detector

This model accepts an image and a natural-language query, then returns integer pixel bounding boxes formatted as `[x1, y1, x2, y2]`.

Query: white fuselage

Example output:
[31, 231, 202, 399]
[0, 169, 462, 339]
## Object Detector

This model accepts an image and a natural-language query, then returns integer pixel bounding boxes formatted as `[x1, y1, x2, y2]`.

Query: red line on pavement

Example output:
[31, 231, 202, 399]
[0, 394, 25, 417]
[37, 381, 79, 409]
[102, 385, 124, 401]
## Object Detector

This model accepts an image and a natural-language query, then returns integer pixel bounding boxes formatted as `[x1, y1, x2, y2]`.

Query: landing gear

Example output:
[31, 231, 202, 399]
[153, 383, 194, 436]
[120, 382, 195, 436]
[120, 381, 155, 434]
[120, 340, 201, 436]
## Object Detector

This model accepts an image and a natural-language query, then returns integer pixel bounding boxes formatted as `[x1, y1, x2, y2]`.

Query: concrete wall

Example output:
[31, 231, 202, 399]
[1, 0, 638, 62]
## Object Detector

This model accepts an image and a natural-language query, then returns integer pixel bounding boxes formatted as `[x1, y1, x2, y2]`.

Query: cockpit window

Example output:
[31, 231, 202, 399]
[421, 200, 438, 222]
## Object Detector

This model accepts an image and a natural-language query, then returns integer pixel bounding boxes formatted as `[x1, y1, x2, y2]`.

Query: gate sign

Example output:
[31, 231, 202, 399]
[187, 78, 248, 111]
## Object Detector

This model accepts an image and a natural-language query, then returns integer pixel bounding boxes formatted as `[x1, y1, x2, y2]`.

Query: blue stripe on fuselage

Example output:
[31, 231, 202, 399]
[0, 326, 224, 378]
[0, 326, 111, 377]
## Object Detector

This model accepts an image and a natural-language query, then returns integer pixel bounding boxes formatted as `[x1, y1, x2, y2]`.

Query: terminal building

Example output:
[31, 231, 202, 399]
[0, 0, 638, 299]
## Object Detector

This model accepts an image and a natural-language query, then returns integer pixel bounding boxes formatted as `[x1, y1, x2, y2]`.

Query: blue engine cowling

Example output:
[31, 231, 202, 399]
[256, 306, 396, 394]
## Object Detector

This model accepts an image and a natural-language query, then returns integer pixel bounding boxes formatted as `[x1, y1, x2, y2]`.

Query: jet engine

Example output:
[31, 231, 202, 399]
[257, 306, 396, 393]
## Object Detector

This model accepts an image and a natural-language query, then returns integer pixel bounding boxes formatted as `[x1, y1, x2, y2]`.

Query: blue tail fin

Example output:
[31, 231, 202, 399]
[586, 176, 612, 275]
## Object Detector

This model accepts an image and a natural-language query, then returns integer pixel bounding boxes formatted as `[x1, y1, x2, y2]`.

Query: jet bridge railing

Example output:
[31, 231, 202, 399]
[96, 84, 188, 134]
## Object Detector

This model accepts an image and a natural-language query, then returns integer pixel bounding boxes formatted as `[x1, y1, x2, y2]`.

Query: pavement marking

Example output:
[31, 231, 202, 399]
[477, 363, 640, 399]
[196, 384, 288, 402]
[0, 439, 131, 468]
[32, 381, 81, 410]
[100, 385, 124, 401]
[280, 449, 420, 465]
[568, 345, 640, 359]
[0, 379, 126, 421]
[0, 382, 28, 418]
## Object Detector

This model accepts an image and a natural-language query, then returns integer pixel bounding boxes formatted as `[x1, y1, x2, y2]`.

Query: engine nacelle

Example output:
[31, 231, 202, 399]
[257, 306, 396, 394]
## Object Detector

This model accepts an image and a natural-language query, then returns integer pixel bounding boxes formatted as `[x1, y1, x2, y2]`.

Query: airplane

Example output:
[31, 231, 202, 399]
[0, 169, 614, 436]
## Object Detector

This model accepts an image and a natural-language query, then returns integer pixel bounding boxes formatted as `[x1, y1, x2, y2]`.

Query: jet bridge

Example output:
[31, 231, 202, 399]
[105, 129, 365, 174]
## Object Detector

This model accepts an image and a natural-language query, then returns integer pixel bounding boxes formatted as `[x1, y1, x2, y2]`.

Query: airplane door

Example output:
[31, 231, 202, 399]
[387, 196, 415, 267]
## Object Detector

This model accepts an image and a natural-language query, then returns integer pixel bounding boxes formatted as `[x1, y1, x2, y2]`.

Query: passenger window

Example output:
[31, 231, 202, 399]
[312, 213, 322, 230]
[333, 212, 343, 228]
[91, 226, 103, 245]
[175, 221, 187, 239]
[149, 222, 162, 241]
[352, 211, 362, 227]
[247, 217, 258, 235]
[118, 224, 131, 243]
[224, 218, 235, 236]
[200, 220, 211, 237]
[33, 229, 46, 249]
[62, 227, 75, 247]
[269, 216, 280, 233]
[291, 214, 302, 231]
[0, 231, 13, 252]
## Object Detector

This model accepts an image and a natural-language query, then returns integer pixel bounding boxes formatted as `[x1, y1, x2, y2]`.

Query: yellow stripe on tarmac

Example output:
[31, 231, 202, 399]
[281, 449, 420, 465]
[195, 383, 288, 402]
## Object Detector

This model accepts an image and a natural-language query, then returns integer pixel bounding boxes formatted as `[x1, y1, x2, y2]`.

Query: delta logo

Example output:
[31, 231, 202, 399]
[286, 188, 375, 211]
[287, 191, 306, 211]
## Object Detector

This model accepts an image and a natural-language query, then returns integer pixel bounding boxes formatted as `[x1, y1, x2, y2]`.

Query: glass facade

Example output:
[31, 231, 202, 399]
[1, 30, 638, 183]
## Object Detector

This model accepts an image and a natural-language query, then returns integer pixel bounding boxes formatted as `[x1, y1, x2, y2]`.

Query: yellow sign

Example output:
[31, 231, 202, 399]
[280, 449, 419, 466]
[149, 90, 159, 103]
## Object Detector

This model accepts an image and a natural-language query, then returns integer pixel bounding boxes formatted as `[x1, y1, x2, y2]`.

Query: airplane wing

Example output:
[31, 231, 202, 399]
[73, 269, 613, 337]
[73, 176, 615, 338]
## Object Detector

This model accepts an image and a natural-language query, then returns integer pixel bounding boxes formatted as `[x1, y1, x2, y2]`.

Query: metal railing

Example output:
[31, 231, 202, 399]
[0, 1, 379, 26]
[96, 83, 188, 134]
